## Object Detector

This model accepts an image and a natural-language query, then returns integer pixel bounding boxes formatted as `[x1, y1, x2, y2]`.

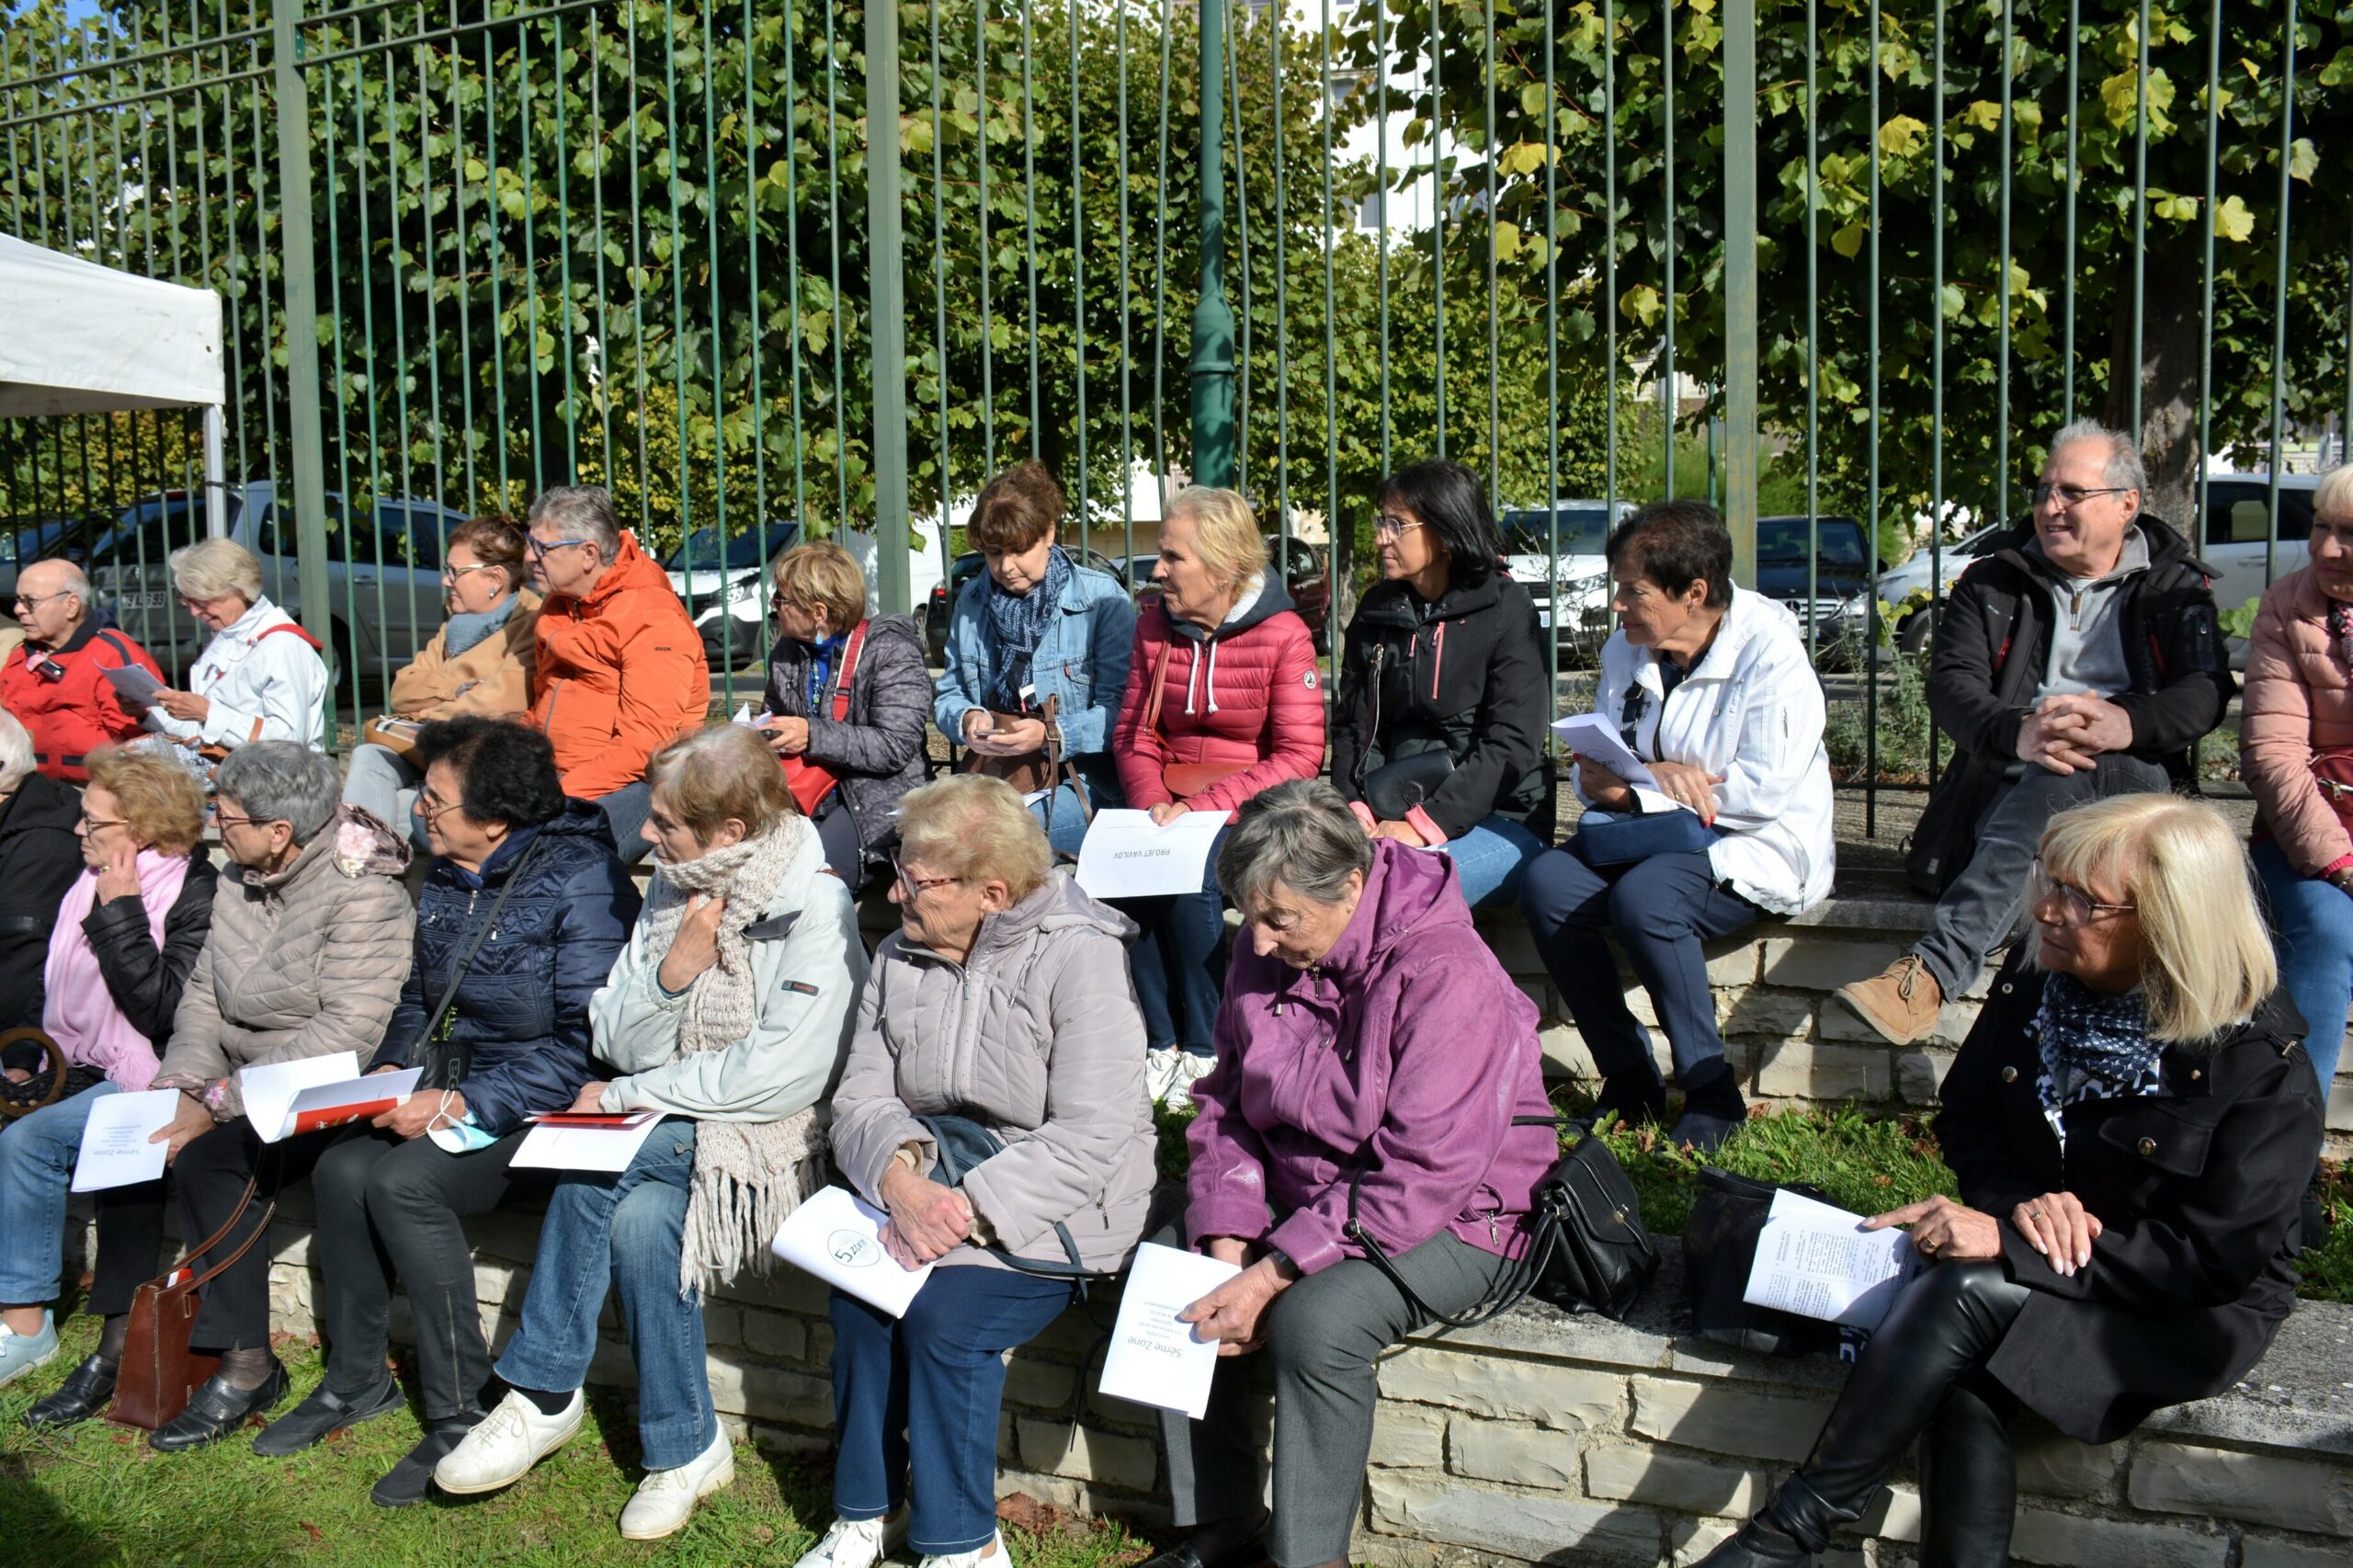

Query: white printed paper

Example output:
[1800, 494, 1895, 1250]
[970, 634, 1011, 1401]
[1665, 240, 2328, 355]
[1741, 1188, 1922, 1330]
[69, 1088, 179, 1192]
[239, 1052, 421, 1142]
[1074, 808, 1232, 899]
[1551, 712, 1686, 816]
[1097, 1242, 1243, 1419]
[770, 1185, 932, 1317]
[102, 663, 165, 708]
[511, 1110, 666, 1172]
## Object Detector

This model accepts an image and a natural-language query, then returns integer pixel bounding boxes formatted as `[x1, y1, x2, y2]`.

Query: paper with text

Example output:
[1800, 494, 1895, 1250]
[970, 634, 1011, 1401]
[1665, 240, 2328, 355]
[239, 1053, 359, 1142]
[1742, 1188, 1922, 1330]
[69, 1089, 180, 1192]
[512, 1110, 666, 1172]
[102, 663, 165, 708]
[1097, 1243, 1244, 1419]
[1074, 808, 1232, 899]
[771, 1185, 932, 1317]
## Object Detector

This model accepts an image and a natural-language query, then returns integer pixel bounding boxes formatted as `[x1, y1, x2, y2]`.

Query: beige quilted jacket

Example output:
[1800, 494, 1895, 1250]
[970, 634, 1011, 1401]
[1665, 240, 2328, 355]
[154, 807, 416, 1120]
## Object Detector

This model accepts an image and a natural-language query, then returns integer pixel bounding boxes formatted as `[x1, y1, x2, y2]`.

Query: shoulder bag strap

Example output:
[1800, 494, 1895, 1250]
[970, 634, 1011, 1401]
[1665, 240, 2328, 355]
[1141, 636, 1174, 737]
[1342, 1113, 1566, 1332]
[828, 620, 870, 722]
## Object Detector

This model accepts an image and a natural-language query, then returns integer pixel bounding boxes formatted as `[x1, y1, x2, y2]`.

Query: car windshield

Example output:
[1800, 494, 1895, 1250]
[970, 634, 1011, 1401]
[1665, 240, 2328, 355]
[1500, 507, 1612, 558]
[1757, 518, 1868, 568]
[665, 525, 790, 573]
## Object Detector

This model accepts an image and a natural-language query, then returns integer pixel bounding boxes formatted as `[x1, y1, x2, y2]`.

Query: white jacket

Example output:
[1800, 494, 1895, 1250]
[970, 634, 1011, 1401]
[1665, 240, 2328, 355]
[592, 824, 870, 1122]
[1577, 587, 1836, 915]
[150, 596, 328, 750]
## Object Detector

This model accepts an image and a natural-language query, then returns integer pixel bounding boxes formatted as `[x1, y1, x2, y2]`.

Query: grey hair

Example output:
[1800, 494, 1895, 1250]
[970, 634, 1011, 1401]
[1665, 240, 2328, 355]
[2048, 418, 2148, 499]
[527, 484, 622, 559]
[212, 740, 343, 844]
[2315, 464, 2353, 524]
[1217, 778, 1375, 908]
[167, 537, 264, 605]
[0, 707, 33, 792]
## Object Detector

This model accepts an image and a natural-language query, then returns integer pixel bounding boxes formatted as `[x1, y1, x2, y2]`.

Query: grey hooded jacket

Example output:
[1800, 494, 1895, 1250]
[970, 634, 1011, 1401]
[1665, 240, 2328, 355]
[829, 873, 1154, 1274]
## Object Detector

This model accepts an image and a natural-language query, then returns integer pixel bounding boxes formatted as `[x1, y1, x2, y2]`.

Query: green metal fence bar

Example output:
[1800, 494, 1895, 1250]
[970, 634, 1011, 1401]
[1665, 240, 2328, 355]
[868, 0, 909, 612]
[2265, 0, 2298, 590]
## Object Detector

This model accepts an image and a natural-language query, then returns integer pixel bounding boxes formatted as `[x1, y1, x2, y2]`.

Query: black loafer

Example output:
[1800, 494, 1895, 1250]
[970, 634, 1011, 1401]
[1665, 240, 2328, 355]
[148, 1360, 290, 1452]
[252, 1373, 404, 1456]
[371, 1416, 482, 1508]
[22, 1354, 118, 1430]
[1138, 1529, 1271, 1568]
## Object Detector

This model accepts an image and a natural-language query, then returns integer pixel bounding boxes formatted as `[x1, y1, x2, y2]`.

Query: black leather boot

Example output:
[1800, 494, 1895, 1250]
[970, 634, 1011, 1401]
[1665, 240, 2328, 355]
[1688, 1514, 1811, 1566]
[1918, 1373, 2018, 1568]
[1578, 1072, 1667, 1131]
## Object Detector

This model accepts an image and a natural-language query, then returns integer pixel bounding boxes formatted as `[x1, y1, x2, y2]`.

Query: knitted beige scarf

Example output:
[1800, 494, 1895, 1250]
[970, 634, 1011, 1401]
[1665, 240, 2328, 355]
[642, 815, 828, 1296]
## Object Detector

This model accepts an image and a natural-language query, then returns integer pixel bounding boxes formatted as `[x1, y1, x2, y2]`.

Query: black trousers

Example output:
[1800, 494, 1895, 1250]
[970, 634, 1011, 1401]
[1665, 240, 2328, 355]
[173, 1119, 339, 1352]
[87, 1183, 169, 1318]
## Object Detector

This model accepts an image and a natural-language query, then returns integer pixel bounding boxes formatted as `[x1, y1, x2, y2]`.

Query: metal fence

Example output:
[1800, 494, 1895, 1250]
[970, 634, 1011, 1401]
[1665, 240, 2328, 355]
[2, 0, 2347, 833]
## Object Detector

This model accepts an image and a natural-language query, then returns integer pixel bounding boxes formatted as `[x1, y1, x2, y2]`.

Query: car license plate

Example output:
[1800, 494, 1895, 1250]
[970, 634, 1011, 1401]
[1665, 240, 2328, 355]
[114, 590, 170, 611]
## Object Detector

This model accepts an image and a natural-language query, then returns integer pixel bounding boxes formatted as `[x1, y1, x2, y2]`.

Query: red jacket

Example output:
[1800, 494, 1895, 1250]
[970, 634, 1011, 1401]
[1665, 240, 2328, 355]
[0, 614, 165, 782]
[527, 531, 711, 798]
[1113, 579, 1326, 814]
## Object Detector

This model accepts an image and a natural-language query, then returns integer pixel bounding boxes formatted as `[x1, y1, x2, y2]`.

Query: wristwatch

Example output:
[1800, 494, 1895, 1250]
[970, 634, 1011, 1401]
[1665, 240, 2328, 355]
[2327, 868, 2353, 894]
[1261, 1244, 1298, 1279]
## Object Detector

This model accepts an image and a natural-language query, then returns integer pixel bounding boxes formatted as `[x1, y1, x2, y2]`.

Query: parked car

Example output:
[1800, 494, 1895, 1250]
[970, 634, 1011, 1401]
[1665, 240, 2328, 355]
[1498, 499, 1632, 662]
[920, 545, 1129, 667]
[1755, 514, 1881, 650]
[1875, 520, 2005, 653]
[683, 519, 949, 673]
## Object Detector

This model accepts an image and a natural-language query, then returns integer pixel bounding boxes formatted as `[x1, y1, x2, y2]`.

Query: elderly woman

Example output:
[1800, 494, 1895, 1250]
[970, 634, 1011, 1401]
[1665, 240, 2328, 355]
[0, 707, 84, 1034]
[1147, 781, 1559, 1568]
[1, 752, 218, 1408]
[146, 538, 329, 753]
[434, 725, 867, 1540]
[1699, 793, 2323, 1567]
[935, 460, 1136, 857]
[756, 540, 931, 892]
[342, 516, 542, 835]
[2239, 463, 2353, 1103]
[1329, 460, 1552, 908]
[142, 742, 415, 1451]
[1518, 500, 1835, 1152]
[1112, 486, 1324, 1107]
[789, 775, 1153, 1568]
[250, 718, 638, 1505]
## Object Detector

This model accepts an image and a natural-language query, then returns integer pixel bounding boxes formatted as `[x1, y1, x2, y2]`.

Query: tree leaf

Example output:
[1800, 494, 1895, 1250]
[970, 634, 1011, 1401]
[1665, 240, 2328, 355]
[2214, 193, 2256, 242]
[1830, 221, 1864, 259]
[1877, 115, 1927, 160]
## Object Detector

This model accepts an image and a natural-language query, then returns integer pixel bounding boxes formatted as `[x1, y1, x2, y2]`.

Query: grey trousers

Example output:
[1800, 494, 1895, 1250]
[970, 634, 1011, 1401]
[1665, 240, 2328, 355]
[1912, 752, 2169, 998]
[342, 742, 425, 846]
[1154, 1218, 1518, 1567]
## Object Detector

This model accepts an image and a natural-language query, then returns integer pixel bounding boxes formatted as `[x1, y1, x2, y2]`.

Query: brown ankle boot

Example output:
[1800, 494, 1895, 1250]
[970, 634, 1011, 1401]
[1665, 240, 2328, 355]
[1836, 954, 1944, 1046]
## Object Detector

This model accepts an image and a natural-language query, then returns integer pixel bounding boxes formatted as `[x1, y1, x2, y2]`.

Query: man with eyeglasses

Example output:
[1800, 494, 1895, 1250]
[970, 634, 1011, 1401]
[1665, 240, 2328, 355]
[1837, 418, 2232, 1047]
[517, 484, 710, 858]
[0, 558, 165, 783]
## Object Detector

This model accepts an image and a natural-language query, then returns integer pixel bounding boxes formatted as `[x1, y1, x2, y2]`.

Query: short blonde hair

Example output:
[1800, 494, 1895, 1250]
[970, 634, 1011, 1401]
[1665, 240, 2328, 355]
[774, 541, 870, 634]
[85, 749, 207, 856]
[1165, 486, 1267, 593]
[2315, 465, 2353, 525]
[645, 724, 798, 845]
[2033, 793, 2277, 1045]
[0, 708, 32, 792]
[167, 537, 263, 606]
[896, 774, 1051, 902]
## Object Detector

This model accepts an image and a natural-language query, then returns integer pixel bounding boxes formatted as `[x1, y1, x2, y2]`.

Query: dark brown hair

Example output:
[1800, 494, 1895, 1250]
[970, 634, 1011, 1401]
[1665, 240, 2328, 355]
[448, 515, 530, 594]
[968, 460, 1066, 554]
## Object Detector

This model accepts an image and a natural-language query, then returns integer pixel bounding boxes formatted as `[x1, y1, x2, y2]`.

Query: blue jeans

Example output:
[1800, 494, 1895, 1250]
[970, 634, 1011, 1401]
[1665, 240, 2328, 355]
[1518, 843, 1764, 1090]
[1440, 816, 1548, 908]
[494, 1119, 715, 1469]
[829, 1267, 1075, 1554]
[0, 1081, 119, 1303]
[1029, 782, 1093, 861]
[2254, 836, 2351, 1095]
[1117, 824, 1233, 1054]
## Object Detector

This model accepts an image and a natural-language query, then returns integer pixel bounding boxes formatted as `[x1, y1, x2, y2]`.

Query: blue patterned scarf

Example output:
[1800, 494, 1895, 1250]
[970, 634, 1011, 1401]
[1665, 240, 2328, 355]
[441, 592, 517, 660]
[982, 545, 1072, 711]
[2029, 972, 2164, 1150]
[801, 631, 849, 713]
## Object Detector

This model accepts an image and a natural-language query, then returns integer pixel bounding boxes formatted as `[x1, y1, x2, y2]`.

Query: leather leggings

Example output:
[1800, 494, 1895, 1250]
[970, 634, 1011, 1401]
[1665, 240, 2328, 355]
[1772, 1261, 2030, 1568]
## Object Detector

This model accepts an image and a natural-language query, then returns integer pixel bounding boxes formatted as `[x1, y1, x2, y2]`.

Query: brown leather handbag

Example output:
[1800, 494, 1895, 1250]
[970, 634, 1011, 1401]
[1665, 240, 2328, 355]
[110, 1174, 275, 1431]
[1141, 640, 1248, 801]
[957, 693, 1093, 849]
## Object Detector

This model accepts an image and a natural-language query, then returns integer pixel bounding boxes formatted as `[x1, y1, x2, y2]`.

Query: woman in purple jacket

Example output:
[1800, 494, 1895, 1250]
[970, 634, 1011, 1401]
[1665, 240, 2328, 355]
[1146, 780, 1559, 1568]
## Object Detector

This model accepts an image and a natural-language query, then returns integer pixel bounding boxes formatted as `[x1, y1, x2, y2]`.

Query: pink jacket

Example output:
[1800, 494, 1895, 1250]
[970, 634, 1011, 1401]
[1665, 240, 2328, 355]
[1111, 579, 1326, 814]
[2241, 566, 2353, 875]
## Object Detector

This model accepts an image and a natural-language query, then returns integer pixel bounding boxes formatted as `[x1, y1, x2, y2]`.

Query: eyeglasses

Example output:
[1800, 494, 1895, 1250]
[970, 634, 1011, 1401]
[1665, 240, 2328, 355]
[2029, 857, 2136, 925]
[525, 536, 594, 561]
[442, 561, 504, 583]
[9, 590, 71, 610]
[414, 788, 465, 826]
[211, 810, 283, 832]
[1371, 513, 1427, 542]
[2031, 483, 2131, 509]
[769, 594, 801, 621]
[78, 812, 128, 833]
[892, 857, 963, 899]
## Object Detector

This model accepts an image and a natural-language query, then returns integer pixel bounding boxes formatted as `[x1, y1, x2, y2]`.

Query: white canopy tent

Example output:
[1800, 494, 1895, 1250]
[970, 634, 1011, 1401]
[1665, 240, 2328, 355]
[0, 233, 228, 538]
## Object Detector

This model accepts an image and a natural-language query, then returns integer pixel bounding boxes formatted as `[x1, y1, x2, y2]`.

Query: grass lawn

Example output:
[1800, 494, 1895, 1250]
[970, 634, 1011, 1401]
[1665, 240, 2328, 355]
[0, 1313, 1154, 1568]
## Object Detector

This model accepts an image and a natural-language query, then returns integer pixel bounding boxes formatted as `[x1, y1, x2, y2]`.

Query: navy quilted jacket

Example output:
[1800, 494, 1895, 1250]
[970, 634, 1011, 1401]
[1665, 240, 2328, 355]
[371, 800, 642, 1134]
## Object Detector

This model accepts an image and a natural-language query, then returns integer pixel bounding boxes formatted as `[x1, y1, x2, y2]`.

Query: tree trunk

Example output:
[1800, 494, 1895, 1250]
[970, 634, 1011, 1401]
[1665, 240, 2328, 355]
[2105, 239, 2205, 539]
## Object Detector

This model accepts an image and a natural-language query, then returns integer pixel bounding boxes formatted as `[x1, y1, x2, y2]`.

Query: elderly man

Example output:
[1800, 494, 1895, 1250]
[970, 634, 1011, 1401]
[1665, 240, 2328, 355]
[1836, 419, 2232, 1045]
[0, 560, 165, 782]
[520, 484, 709, 856]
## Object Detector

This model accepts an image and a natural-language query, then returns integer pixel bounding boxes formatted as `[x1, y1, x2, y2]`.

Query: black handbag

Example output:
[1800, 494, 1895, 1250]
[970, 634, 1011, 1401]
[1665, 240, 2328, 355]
[1362, 749, 1456, 822]
[915, 1112, 1116, 1297]
[1344, 1117, 1660, 1328]
[1681, 1167, 1838, 1356]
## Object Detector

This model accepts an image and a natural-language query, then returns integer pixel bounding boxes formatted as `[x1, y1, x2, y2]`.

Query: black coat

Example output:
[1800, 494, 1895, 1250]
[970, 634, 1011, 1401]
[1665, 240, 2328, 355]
[80, 846, 222, 1045]
[370, 801, 641, 1136]
[1328, 571, 1553, 838]
[0, 770, 87, 1030]
[1935, 956, 2324, 1443]
[760, 613, 934, 864]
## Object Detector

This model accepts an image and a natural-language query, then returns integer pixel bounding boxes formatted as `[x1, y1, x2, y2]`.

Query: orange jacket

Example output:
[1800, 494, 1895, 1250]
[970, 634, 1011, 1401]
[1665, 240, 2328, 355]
[527, 532, 710, 798]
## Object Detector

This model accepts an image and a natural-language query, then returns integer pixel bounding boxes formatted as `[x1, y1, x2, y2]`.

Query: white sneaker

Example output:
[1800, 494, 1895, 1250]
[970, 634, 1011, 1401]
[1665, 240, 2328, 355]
[918, 1528, 1009, 1568]
[431, 1388, 584, 1494]
[1144, 1049, 1184, 1106]
[1162, 1052, 1215, 1111]
[794, 1513, 904, 1568]
[618, 1424, 734, 1540]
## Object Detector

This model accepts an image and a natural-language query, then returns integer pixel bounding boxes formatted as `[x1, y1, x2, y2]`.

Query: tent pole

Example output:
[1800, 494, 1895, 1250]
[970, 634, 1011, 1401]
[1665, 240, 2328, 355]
[202, 403, 227, 540]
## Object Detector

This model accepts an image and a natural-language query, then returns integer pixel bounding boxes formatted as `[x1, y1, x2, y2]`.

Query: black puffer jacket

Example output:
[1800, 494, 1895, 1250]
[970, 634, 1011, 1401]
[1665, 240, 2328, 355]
[1936, 954, 2323, 1443]
[1328, 570, 1552, 838]
[761, 613, 934, 870]
[371, 801, 641, 1136]
[81, 846, 222, 1044]
[0, 770, 87, 1030]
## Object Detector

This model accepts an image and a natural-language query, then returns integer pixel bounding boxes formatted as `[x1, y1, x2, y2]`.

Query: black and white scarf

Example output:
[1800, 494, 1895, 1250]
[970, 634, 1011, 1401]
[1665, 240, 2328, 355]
[2029, 972, 2165, 1151]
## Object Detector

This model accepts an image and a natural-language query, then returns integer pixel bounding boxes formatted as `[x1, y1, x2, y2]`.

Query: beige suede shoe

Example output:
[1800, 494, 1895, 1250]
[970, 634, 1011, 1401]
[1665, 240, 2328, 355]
[1835, 954, 1945, 1046]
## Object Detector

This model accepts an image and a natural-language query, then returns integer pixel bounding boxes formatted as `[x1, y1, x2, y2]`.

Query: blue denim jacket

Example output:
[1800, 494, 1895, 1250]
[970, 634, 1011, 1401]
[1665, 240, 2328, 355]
[933, 562, 1136, 806]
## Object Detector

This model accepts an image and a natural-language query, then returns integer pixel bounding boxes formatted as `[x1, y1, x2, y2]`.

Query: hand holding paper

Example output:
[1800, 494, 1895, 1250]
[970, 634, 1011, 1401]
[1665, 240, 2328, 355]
[238, 1052, 422, 1142]
[772, 1186, 932, 1317]
[1743, 1188, 1923, 1330]
[1074, 808, 1231, 899]
[1097, 1243, 1244, 1418]
[72, 1089, 180, 1192]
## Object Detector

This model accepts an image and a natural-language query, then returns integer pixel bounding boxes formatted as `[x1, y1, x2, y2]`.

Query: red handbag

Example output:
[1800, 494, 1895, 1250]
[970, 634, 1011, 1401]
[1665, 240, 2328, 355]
[778, 619, 870, 816]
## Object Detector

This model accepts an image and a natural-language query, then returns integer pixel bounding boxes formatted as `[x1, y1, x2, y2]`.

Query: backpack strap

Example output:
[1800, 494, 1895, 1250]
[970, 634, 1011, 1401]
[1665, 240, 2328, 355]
[256, 621, 325, 652]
